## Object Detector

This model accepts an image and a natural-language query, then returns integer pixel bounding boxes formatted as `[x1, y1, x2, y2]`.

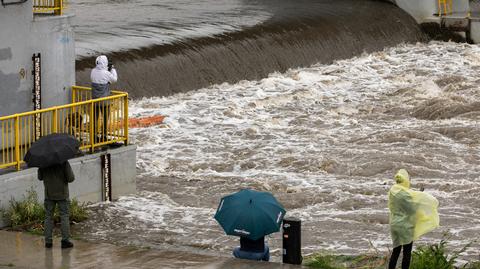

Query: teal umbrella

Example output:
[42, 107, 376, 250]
[214, 189, 286, 240]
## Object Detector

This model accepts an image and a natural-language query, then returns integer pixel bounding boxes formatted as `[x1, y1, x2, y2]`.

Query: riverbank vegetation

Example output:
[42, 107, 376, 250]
[305, 239, 479, 269]
[0, 190, 88, 234]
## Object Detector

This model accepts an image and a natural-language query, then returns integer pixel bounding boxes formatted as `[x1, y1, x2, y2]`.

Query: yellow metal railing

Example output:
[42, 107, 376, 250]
[0, 86, 128, 171]
[438, 0, 453, 16]
[33, 0, 67, 15]
[72, 86, 126, 103]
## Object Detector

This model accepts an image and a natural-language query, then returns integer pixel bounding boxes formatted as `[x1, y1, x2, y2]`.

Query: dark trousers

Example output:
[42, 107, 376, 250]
[44, 199, 70, 244]
[389, 242, 413, 269]
[94, 101, 110, 142]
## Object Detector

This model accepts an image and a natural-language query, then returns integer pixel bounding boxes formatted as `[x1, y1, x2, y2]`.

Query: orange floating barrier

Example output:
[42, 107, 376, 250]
[128, 115, 166, 128]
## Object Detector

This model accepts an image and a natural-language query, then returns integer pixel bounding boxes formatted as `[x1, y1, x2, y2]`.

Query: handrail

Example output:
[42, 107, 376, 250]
[0, 94, 126, 120]
[72, 85, 125, 96]
[0, 86, 129, 171]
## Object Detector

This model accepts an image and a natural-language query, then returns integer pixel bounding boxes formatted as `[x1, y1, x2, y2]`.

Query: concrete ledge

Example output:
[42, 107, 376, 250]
[0, 145, 137, 227]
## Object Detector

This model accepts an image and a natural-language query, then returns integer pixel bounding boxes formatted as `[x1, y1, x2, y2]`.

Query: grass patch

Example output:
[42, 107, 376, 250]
[1, 189, 88, 233]
[305, 253, 386, 269]
[305, 239, 479, 269]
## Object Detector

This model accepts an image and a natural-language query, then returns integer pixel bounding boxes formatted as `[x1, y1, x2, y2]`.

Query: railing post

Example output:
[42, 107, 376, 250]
[15, 116, 20, 170]
[90, 101, 95, 153]
[124, 94, 129, 145]
[53, 109, 58, 133]
[54, 0, 62, 15]
[72, 86, 75, 103]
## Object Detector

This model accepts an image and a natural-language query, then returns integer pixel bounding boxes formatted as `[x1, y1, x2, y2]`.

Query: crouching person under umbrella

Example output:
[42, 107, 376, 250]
[39, 161, 75, 249]
[214, 189, 285, 262]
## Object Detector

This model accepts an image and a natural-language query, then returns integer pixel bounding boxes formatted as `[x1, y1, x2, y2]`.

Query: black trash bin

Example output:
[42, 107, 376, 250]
[282, 217, 302, 264]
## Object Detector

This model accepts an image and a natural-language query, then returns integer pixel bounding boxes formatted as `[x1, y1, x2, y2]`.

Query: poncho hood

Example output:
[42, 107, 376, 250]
[394, 169, 410, 189]
[95, 55, 108, 70]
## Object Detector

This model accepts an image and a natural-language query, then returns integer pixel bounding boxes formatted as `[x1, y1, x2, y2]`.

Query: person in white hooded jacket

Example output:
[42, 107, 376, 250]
[90, 55, 118, 143]
[91, 55, 117, 98]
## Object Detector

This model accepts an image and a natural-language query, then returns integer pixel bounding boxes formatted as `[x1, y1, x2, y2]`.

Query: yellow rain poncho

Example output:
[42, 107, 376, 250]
[388, 169, 440, 248]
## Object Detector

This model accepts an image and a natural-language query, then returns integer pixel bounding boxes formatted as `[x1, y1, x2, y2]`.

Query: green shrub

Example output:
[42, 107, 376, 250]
[305, 238, 479, 269]
[69, 198, 88, 223]
[410, 239, 469, 269]
[2, 190, 45, 228]
[1, 189, 88, 232]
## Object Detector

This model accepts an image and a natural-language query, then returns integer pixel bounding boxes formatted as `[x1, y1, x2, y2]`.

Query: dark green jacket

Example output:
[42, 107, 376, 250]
[38, 162, 75, 200]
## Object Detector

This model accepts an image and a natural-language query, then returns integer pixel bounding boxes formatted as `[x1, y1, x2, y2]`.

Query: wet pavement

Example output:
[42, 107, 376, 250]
[0, 231, 302, 269]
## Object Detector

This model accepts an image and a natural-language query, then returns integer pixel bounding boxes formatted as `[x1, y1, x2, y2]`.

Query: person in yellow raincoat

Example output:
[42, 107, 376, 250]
[388, 169, 439, 269]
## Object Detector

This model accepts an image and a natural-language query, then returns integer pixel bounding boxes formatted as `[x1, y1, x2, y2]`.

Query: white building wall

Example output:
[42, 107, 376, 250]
[0, 1, 75, 117]
[0, 2, 34, 116]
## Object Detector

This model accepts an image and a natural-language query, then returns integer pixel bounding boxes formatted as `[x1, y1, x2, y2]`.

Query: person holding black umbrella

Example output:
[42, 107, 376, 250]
[39, 161, 75, 249]
[24, 133, 80, 249]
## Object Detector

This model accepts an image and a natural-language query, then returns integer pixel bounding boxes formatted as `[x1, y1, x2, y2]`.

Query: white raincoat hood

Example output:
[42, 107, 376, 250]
[91, 55, 117, 85]
[95, 55, 109, 70]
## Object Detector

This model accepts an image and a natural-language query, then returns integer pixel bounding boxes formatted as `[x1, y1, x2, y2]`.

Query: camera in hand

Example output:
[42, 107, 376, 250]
[108, 62, 114, 71]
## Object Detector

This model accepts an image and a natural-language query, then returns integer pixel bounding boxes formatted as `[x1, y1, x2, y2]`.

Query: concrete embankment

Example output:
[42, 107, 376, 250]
[0, 145, 137, 228]
[0, 231, 302, 269]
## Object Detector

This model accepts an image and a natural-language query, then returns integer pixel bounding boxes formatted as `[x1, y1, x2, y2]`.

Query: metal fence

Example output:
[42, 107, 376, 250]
[0, 86, 128, 171]
[33, 0, 67, 15]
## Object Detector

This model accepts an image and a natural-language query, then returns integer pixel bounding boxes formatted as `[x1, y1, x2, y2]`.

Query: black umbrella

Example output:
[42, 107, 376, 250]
[24, 133, 80, 168]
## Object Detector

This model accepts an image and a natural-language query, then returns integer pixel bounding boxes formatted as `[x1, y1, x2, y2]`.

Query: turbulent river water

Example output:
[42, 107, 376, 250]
[68, 0, 479, 263]
[77, 41, 480, 261]
[73, 0, 424, 98]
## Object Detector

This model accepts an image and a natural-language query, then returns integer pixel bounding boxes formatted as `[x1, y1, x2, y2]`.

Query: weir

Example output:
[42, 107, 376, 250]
[73, 0, 480, 100]
[75, 0, 426, 99]
[73, 0, 480, 101]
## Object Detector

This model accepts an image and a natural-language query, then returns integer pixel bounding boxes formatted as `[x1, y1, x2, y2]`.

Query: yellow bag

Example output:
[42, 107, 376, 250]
[388, 169, 439, 248]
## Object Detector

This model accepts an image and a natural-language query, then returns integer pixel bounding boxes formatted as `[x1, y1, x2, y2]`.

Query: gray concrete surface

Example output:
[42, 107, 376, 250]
[0, 2, 75, 117]
[0, 145, 137, 227]
[0, 231, 302, 269]
[471, 20, 480, 42]
[394, 0, 469, 22]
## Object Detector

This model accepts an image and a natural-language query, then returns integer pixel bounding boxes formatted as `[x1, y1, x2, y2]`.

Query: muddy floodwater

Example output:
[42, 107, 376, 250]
[73, 0, 423, 98]
[76, 42, 480, 262]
